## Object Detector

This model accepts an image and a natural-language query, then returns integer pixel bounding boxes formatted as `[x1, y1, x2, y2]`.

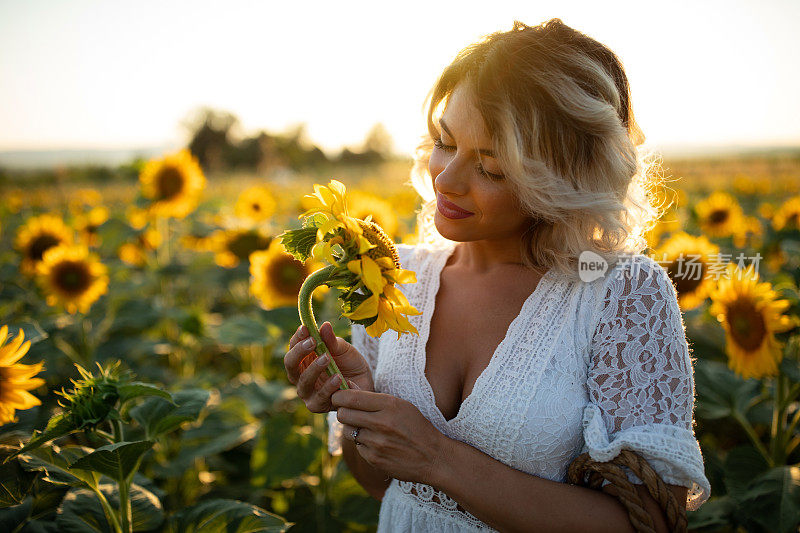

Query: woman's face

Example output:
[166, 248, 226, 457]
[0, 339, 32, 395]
[428, 83, 530, 245]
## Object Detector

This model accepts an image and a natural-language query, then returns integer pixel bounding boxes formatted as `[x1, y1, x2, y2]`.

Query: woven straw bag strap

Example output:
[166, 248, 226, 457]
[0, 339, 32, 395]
[567, 449, 688, 533]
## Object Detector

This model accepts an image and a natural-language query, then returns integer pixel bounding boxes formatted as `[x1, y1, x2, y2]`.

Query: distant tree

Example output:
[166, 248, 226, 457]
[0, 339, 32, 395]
[182, 107, 240, 172]
[361, 122, 394, 157]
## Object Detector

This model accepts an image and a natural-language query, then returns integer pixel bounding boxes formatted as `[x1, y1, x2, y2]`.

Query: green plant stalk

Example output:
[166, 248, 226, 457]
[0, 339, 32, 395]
[771, 370, 787, 465]
[93, 486, 123, 533]
[110, 419, 133, 533]
[118, 478, 132, 533]
[298, 266, 349, 391]
[733, 410, 773, 467]
[157, 216, 170, 266]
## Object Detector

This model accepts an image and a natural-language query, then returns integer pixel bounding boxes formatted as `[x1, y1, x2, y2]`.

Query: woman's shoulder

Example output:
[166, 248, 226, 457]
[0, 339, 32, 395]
[575, 252, 674, 332]
[394, 241, 454, 272]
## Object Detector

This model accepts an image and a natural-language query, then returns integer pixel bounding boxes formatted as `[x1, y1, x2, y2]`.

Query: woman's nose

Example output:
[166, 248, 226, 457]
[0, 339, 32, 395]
[432, 157, 470, 195]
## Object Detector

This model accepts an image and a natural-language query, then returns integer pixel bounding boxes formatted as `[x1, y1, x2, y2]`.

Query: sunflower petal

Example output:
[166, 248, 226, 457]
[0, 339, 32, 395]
[343, 293, 380, 320]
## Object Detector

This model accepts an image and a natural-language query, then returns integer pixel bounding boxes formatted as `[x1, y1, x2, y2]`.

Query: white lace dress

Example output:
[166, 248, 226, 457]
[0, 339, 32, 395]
[327, 241, 711, 532]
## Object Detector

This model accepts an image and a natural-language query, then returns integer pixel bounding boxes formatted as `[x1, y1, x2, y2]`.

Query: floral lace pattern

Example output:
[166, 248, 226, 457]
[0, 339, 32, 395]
[327, 243, 710, 531]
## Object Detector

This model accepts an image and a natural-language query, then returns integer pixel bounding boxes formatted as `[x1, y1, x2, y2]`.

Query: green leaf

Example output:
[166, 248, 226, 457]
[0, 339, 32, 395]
[694, 359, 761, 420]
[686, 495, 736, 529]
[19, 445, 101, 490]
[8, 413, 78, 459]
[224, 375, 294, 417]
[6, 322, 49, 346]
[159, 397, 258, 478]
[116, 382, 172, 406]
[0, 446, 38, 507]
[722, 445, 770, 500]
[56, 483, 164, 533]
[781, 354, 800, 383]
[250, 412, 321, 489]
[68, 441, 153, 483]
[737, 466, 800, 533]
[211, 316, 268, 346]
[328, 462, 380, 525]
[165, 498, 290, 533]
[279, 227, 318, 262]
[130, 389, 209, 439]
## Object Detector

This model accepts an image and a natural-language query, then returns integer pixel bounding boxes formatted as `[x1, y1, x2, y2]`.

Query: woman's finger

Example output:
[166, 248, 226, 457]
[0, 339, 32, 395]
[284, 335, 316, 385]
[296, 351, 331, 400]
[307, 372, 342, 411]
[319, 321, 347, 357]
[288, 324, 309, 349]
[339, 423, 367, 446]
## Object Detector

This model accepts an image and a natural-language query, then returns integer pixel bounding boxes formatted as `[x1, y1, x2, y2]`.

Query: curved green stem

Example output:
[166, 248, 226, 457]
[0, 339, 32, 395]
[733, 410, 773, 467]
[298, 266, 349, 391]
[93, 486, 123, 533]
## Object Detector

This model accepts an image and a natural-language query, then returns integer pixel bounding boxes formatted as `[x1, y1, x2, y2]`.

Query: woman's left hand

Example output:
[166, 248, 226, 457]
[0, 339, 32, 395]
[331, 383, 450, 486]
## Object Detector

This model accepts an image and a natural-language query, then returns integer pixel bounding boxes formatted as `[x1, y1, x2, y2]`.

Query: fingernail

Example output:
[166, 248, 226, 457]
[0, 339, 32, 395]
[330, 374, 341, 385]
[349, 380, 359, 389]
[316, 354, 329, 366]
[302, 338, 315, 350]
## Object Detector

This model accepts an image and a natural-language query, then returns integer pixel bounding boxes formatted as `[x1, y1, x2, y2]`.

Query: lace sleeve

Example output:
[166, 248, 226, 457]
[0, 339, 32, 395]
[326, 243, 417, 456]
[580, 256, 711, 511]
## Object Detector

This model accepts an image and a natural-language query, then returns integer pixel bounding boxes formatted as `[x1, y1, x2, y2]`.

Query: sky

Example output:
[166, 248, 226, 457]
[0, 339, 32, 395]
[1, 0, 799, 157]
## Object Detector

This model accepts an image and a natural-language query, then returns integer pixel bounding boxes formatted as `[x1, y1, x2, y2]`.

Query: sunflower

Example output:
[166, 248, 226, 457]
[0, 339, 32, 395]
[68, 188, 103, 213]
[771, 196, 800, 232]
[0, 326, 45, 425]
[346, 190, 400, 238]
[36, 244, 109, 314]
[249, 240, 323, 309]
[235, 185, 277, 222]
[16, 214, 74, 276]
[733, 216, 764, 249]
[283, 179, 421, 338]
[210, 228, 272, 268]
[709, 263, 799, 380]
[694, 191, 746, 239]
[644, 209, 683, 250]
[75, 206, 109, 247]
[118, 243, 147, 267]
[6, 189, 24, 214]
[126, 206, 151, 230]
[139, 149, 206, 219]
[654, 232, 720, 311]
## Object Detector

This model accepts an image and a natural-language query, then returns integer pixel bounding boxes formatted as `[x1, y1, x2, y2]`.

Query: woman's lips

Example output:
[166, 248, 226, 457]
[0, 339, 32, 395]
[436, 193, 474, 219]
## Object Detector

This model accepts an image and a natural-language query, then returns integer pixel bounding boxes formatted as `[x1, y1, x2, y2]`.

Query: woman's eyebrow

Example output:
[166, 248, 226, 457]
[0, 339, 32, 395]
[439, 118, 495, 157]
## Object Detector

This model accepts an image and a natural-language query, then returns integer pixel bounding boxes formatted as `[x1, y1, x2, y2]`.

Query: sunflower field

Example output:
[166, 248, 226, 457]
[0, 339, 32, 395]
[1, 149, 800, 532]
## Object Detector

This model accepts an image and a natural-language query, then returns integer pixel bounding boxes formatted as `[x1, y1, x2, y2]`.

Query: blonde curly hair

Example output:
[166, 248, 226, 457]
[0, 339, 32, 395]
[409, 18, 666, 280]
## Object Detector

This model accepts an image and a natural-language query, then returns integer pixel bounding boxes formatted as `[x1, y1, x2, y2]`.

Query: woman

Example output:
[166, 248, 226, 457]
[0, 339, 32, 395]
[284, 18, 710, 532]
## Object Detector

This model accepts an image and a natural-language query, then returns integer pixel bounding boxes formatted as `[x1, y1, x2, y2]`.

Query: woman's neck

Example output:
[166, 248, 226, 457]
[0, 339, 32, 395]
[450, 239, 529, 274]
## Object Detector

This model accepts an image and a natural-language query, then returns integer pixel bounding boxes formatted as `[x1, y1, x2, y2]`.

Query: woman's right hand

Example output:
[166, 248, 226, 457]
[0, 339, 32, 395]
[284, 321, 375, 413]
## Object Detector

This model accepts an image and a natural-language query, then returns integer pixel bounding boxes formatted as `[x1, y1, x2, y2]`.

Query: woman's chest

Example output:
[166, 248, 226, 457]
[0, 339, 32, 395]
[424, 272, 544, 422]
[372, 263, 591, 477]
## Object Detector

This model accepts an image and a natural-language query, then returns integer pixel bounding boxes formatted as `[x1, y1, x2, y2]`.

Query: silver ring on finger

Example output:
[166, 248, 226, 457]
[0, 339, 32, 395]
[352, 426, 363, 446]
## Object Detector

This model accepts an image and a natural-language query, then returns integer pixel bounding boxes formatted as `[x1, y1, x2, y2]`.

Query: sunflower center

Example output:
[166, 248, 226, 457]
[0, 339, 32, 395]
[267, 255, 306, 296]
[53, 261, 92, 295]
[708, 209, 729, 225]
[29, 234, 61, 261]
[667, 260, 705, 295]
[252, 202, 261, 212]
[155, 166, 185, 201]
[357, 219, 400, 269]
[787, 213, 798, 229]
[228, 232, 271, 260]
[727, 299, 767, 352]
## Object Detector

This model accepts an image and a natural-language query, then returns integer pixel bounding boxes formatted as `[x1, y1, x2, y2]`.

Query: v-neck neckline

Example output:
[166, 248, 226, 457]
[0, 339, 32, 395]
[418, 242, 555, 426]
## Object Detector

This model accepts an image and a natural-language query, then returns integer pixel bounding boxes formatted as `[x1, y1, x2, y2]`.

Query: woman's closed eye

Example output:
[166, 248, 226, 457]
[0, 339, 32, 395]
[432, 137, 505, 181]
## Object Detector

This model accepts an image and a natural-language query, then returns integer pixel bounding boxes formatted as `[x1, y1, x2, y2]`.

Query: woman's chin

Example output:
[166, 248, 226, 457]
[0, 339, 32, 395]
[433, 213, 469, 242]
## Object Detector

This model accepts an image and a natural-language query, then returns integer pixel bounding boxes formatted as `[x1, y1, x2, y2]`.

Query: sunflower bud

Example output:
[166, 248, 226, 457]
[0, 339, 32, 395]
[56, 363, 124, 429]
